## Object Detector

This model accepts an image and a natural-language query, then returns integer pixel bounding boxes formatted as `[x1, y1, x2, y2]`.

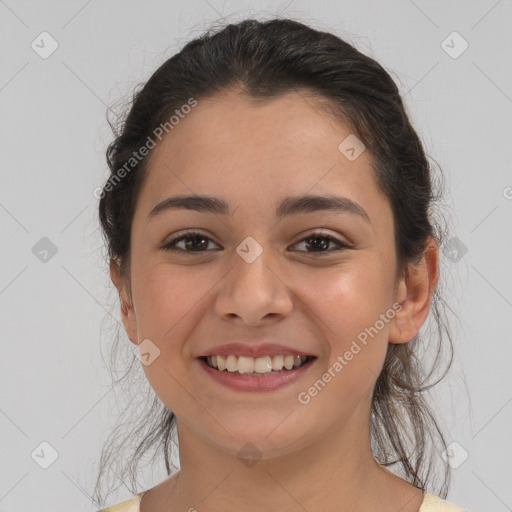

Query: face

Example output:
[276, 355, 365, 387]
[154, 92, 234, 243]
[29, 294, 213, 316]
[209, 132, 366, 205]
[111, 89, 432, 461]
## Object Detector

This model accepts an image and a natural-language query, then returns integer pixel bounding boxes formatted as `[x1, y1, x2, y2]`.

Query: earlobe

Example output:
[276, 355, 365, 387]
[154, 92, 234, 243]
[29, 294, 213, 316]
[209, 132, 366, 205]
[388, 237, 440, 345]
[109, 260, 139, 345]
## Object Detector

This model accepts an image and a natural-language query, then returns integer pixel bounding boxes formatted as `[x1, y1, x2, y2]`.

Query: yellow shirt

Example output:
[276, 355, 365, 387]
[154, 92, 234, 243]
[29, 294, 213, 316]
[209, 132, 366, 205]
[96, 490, 468, 511]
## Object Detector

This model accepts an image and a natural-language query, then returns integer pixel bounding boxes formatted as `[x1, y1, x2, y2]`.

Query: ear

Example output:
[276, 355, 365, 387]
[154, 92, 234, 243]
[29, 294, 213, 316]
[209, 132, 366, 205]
[110, 259, 139, 345]
[388, 237, 440, 344]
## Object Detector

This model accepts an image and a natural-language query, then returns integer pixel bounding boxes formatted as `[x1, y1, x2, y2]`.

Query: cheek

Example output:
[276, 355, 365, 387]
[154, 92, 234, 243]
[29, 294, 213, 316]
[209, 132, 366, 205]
[292, 270, 391, 420]
[296, 259, 392, 378]
[134, 262, 213, 343]
[132, 263, 214, 399]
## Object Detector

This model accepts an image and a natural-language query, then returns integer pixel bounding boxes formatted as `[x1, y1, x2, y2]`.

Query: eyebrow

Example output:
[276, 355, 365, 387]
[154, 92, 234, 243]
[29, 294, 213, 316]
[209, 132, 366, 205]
[147, 194, 372, 225]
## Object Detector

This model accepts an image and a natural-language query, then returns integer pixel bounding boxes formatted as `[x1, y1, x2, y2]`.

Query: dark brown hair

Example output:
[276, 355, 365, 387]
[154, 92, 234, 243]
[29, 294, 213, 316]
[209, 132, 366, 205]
[93, 17, 455, 505]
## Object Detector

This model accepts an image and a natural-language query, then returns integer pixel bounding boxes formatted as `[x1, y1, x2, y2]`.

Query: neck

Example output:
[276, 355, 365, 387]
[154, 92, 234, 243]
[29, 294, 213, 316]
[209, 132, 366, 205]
[142, 408, 424, 512]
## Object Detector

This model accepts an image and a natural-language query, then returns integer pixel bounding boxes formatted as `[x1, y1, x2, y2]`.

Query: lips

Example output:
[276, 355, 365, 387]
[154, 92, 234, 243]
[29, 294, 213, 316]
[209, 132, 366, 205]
[195, 341, 317, 391]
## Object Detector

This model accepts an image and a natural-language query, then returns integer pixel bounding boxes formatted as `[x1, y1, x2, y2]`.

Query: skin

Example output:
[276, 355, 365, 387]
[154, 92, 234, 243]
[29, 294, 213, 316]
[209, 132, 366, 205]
[110, 88, 439, 512]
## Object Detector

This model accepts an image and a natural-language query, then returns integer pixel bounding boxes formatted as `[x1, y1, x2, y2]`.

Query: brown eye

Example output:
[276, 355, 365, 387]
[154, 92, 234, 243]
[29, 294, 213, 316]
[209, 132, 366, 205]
[292, 233, 347, 254]
[162, 231, 220, 253]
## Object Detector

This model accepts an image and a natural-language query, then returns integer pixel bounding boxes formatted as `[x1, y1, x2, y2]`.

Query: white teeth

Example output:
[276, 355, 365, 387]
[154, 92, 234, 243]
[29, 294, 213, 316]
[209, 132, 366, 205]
[254, 356, 272, 373]
[226, 354, 238, 372]
[271, 355, 284, 371]
[237, 356, 255, 374]
[217, 355, 226, 371]
[283, 355, 295, 370]
[206, 354, 310, 374]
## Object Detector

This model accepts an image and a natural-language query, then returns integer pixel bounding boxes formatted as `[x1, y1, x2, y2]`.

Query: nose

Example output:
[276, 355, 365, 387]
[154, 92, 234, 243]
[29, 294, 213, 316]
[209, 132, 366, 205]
[214, 245, 293, 327]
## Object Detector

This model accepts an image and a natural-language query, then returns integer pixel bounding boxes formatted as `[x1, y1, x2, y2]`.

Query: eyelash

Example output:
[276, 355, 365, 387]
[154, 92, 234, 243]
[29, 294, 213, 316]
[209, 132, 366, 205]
[160, 230, 349, 255]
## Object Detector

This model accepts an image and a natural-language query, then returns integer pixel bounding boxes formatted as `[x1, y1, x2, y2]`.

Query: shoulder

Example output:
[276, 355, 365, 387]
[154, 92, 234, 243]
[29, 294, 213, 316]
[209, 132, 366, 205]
[420, 491, 468, 512]
[95, 490, 467, 512]
[96, 490, 148, 512]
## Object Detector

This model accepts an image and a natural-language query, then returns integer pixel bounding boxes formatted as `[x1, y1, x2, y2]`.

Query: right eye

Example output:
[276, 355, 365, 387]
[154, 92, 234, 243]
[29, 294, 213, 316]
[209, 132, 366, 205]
[161, 231, 221, 254]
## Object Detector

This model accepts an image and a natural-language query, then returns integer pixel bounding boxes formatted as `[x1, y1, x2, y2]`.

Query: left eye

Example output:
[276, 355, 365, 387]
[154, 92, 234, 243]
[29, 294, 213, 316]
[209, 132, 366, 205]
[161, 231, 348, 254]
[293, 234, 347, 253]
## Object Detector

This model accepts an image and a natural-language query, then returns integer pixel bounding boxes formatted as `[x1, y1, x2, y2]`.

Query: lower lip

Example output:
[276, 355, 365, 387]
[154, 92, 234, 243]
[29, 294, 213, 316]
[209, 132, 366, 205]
[198, 357, 316, 391]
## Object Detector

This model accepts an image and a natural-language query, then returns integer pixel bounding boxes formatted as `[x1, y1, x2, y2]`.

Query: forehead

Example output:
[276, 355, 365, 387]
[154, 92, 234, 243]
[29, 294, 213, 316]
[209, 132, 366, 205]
[149, 90, 355, 169]
[134, 90, 390, 227]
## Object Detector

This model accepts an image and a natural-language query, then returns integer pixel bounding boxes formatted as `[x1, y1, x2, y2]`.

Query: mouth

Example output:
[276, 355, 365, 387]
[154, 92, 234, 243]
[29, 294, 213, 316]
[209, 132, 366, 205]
[197, 354, 317, 391]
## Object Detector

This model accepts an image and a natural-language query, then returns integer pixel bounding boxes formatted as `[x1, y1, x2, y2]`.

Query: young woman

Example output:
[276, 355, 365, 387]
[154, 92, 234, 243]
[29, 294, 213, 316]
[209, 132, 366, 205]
[93, 17, 466, 512]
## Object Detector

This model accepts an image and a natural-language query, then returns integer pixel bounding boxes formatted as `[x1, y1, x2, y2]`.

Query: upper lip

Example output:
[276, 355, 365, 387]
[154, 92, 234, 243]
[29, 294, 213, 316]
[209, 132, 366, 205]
[197, 342, 315, 358]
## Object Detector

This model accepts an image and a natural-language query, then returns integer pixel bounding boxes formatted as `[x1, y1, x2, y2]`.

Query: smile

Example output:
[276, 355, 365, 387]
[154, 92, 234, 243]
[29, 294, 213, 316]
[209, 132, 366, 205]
[198, 354, 317, 391]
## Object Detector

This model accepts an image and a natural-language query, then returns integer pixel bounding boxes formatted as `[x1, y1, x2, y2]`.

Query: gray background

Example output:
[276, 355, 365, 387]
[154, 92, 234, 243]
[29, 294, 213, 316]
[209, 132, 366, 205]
[1, 0, 511, 510]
